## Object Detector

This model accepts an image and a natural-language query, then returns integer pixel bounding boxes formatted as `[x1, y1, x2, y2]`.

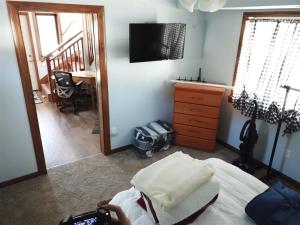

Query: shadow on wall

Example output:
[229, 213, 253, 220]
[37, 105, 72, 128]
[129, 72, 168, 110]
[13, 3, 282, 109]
[279, 135, 292, 172]
[217, 91, 246, 147]
[254, 122, 290, 174]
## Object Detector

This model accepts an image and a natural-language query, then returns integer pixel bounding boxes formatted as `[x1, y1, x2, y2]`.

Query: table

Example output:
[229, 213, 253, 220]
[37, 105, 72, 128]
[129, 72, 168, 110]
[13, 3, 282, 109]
[72, 70, 97, 109]
[71, 70, 96, 85]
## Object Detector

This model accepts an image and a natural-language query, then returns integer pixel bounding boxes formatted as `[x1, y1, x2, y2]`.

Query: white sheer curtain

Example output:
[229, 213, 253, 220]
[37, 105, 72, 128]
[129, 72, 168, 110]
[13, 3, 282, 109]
[233, 18, 300, 114]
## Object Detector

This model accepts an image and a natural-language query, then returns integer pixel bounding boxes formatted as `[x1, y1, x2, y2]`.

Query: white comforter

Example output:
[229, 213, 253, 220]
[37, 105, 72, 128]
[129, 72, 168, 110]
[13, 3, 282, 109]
[110, 158, 268, 225]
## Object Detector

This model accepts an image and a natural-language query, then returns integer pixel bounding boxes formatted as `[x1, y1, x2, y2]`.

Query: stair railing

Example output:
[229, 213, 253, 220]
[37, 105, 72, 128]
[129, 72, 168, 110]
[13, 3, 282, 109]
[45, 31, 85, 101]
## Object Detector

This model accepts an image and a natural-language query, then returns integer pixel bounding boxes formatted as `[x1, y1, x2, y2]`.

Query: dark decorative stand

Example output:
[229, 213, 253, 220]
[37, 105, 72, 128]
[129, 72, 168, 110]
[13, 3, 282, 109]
[262, 85, 300, 181]
[176, 68, 205, 83]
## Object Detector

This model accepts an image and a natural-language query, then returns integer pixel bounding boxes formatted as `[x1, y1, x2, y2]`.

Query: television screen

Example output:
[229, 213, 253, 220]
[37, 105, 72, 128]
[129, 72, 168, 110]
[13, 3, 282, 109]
[129, 23, 186, 63]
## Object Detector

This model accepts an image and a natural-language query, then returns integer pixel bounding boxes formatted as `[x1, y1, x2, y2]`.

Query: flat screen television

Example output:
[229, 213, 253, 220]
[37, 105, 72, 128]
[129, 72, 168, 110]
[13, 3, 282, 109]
[129, 23, 186, 63]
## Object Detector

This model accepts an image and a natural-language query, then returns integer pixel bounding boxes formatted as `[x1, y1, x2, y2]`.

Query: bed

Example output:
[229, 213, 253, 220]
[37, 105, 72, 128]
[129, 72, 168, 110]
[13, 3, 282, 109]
[109, 158, 268, 225]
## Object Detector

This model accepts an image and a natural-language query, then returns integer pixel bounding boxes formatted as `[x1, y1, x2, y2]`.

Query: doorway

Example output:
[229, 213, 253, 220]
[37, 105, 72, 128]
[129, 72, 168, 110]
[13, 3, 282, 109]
[7, 2, 111, 174]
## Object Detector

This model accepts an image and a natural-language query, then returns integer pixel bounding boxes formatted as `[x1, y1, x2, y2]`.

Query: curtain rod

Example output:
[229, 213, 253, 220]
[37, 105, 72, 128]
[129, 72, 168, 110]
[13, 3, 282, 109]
[281, 85, 300, 93]
[248, 18, 300, 23]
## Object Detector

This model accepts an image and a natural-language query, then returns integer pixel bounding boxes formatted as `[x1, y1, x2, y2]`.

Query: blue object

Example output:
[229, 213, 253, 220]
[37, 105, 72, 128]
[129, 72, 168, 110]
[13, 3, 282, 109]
[245, 182, 300, 225]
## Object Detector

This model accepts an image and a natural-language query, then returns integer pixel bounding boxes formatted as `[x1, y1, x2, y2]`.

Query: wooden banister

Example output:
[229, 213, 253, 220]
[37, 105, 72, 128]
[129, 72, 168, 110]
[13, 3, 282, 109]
[45, 33, 85, 102]
[44, 31, 83, 58]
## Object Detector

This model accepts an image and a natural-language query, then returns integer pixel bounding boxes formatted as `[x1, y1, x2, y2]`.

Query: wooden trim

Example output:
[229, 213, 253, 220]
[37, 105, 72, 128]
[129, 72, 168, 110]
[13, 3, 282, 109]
[229, 11, 300, 103]
[109, 144, 132, 155]
[217, 139, 300, 189]
[85, 14, 95, 65]
[231, 13, 248, 87]
[55, 13, 63, 44]
[0, 171, 42, 188]
[6, 1, 111, 183]
[19, 12, 41, 90]
[96, 10, 111, 155]
[9, 1, 104, 13]
[7, 3, 47, 175]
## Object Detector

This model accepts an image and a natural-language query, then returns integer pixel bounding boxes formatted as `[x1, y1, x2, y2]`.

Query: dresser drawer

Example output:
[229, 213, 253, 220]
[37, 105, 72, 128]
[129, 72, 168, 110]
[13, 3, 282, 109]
[175, 90, 222, 107]
[174, 124, 216, 140]
[173, 113, 218, 129]
[173, 134, 215, 151]
[174, 102, 220, 118]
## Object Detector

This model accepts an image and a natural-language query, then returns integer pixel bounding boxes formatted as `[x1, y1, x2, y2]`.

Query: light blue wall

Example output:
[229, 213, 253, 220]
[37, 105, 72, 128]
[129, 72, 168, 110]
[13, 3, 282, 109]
[0, 0, 205, 182]
[0, 0, 38, 182]
[201, 10, 300, 182]
[225, 0, 300, 8]
[105, 3, 205, 148]
[2, 0, 300, 183]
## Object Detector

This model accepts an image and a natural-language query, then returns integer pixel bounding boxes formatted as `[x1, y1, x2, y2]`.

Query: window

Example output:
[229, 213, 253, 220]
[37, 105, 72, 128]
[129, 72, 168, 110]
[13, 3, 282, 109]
[35, 13, 61, 59]
[59, 13, 83, 42]
[232, 13, 300, 115]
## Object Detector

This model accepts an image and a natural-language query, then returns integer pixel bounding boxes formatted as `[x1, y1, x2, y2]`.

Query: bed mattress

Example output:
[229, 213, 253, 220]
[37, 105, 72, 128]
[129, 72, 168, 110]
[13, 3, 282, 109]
[110, 158, 268, 225]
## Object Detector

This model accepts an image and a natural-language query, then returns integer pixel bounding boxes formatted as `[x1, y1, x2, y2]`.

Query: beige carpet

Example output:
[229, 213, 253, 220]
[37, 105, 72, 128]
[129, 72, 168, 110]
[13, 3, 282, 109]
[0, 145, 238, 225]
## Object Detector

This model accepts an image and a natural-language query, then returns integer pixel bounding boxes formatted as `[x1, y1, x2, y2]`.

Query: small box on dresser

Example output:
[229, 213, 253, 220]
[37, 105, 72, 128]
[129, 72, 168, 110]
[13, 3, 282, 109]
[173, 83, 225, 152]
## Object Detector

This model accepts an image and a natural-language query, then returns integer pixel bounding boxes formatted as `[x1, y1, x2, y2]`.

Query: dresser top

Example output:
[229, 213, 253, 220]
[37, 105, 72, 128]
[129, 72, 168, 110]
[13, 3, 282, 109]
[175, 83, 225, 95]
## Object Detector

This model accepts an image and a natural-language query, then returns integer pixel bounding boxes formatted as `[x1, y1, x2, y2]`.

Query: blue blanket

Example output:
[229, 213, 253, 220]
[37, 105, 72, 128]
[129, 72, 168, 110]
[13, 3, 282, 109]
[245, 182, 300, 225]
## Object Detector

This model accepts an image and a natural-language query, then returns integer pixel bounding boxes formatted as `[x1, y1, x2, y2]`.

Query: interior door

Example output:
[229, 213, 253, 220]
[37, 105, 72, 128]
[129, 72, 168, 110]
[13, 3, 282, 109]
[19, 13, 39, 91]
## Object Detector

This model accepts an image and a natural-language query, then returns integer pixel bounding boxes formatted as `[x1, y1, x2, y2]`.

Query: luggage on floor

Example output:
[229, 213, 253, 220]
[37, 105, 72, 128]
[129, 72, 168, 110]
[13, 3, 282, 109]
[148, 120, 173, 150]
[132, 120, 173, 158]
[132, 126, 160, 158]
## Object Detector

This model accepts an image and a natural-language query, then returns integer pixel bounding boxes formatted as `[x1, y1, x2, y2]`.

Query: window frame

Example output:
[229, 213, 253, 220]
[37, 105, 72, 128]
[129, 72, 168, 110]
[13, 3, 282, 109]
[33, 12, 62, 61]
[229, 11, 300, 102]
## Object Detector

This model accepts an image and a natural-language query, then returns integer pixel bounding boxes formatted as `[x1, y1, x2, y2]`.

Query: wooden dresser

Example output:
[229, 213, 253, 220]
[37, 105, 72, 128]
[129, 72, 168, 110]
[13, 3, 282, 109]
[173, 83, 225, 152]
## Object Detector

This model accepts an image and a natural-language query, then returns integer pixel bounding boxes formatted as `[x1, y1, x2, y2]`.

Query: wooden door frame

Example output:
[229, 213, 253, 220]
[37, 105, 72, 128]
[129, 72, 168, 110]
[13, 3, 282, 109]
[7, 1, 111, 177]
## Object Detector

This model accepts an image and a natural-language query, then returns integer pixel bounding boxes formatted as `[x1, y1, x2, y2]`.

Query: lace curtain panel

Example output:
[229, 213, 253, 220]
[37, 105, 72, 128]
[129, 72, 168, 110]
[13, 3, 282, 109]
[232, 18, 300, 134]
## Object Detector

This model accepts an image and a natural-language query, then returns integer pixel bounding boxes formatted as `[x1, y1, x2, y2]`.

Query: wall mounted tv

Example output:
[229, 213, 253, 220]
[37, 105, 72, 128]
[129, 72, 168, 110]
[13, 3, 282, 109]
[129, 23, 186, 63]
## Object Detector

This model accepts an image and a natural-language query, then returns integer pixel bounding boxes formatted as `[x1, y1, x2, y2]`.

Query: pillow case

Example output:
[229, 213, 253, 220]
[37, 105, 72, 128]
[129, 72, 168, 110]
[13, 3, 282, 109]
[245, 182, 300, 225]
[140, 176, 220, 225]
[131, 151, 215, 210]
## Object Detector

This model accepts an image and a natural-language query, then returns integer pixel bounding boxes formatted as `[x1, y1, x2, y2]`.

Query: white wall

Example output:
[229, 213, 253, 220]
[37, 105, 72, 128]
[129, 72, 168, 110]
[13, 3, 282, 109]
[0, 0, 204, 182]
[27, 12, 48, 78]
[107, 2, 204, 148]
[0, 1, 38, 182]
[201, 10, 300, 182]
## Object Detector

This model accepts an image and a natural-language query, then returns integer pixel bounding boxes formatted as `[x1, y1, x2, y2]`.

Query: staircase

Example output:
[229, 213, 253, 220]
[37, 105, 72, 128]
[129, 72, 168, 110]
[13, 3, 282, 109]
[42, 31, 85, 102]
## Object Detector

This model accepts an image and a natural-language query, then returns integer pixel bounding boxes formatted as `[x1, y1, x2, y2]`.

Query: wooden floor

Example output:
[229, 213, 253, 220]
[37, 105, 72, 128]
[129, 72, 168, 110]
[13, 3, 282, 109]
[36, 99, 101, 168]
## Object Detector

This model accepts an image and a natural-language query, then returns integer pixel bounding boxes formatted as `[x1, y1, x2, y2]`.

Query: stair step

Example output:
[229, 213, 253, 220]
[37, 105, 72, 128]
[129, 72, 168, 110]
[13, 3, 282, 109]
[41, 83, 55, 102]
[41, 83, 51, 94]
[40, 74, 48, 84]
